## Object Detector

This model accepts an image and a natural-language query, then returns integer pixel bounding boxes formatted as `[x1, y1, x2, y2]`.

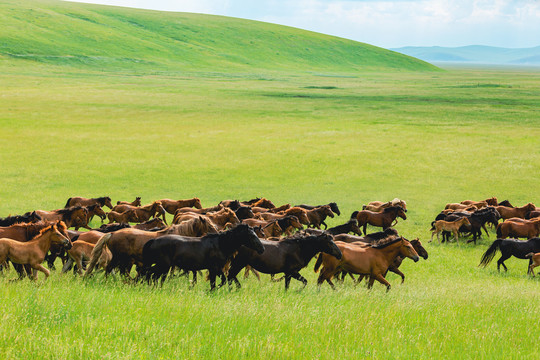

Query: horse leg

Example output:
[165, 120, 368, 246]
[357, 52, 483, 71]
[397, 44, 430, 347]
[497, 255, 510, 272]
[389, 267, 405, 284]
[373, 273, 392, 291]
[290, 272, 308, 290]
[356, 274, 365, 285]
[284, 274, 292, 290]
[31, 264, 51, 280]
[363, 224, 367, 236]
[454, 230, 459, 245]
[321, 221, 328, 230]
[61, 257, 74, 274]
[208, 271, 217, 291]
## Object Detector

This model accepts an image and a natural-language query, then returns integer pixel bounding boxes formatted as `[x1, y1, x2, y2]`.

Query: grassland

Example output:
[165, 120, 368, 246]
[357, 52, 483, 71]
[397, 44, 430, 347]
[1, 1, 540, 359]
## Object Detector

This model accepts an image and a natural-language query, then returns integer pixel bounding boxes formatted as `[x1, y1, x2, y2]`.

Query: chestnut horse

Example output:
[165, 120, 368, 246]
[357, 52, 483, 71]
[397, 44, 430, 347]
[65, 196, 113, 210]
[315, 237, 419, 291]
[62, 240, 112, 275]
[461, 197, 498, 207]
[173, 208, 240, 230]
[251, 198, 275, 209]
[496, 219, 540, 239]
[85, 217, 218, 278]
[495, 203, 536, 220]
[351, 206, 407, 235]
[112, 201, 167, 224]
[35, 207, 88, 229]
[107, 209, 139, 224]
[157, 198, 203, 215]
[430, 217, 471, 244]
[0, 221, 72, 280]
[116, 197, 141, 206]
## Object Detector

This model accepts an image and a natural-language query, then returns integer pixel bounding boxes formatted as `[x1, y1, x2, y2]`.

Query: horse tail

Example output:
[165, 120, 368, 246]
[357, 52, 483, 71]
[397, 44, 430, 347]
[64, 197, 72, 208]
[430, 221, 436, 231]
[350, 211, 359, 220]
[314, 253, 323, 273]
[496, 223, 502, 238]
[479, 239, 502, 267]
[84, 233, 112, 276]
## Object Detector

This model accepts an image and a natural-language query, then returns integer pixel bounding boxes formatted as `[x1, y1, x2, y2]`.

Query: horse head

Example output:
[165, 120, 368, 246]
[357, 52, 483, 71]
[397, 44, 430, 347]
[103, 197, 113, 210]
[53, 221, 73, 250]
[193, 197, 203, 209]
[400, 238, 419, 262]
[329, 202, 341, 216]
[318, 233, 342, 260]
[235, 224, 264, 254]
[409, 238, 428, 260]
[322, 205, 335, 218]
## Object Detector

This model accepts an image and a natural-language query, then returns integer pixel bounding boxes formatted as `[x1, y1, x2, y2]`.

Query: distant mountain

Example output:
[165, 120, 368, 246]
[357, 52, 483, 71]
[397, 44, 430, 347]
[391, 45, 540, 65]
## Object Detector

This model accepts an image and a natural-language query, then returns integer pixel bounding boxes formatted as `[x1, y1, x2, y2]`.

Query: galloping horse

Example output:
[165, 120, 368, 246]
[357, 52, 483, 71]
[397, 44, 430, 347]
[495, 203, 536, 220]
[0, 211, 42, 227]
[305, 205, 335, 229]
[35, 207, 88, 229]
[0, 221, 72, 280]
[107, 209, 139, 224]
[363, 198, 407, 212]
[479, 237, 540, 272]
[65, 196, 113, 210]
[157, 198, 203, 215]
[116, 197, 141, 207]
[315, 237, 419, 291]
[296, 202, 341, 216]
[351, 206, 407, 235]
[496, 219, 540, 239]
[112, 201, 167, 224]
[62, 240, 112, 275]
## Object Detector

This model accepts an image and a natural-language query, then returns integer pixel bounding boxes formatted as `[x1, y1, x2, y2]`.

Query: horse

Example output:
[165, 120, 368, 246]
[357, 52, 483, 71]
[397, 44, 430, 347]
[227, 232, 342, 291]
[65, 196, 113, 210]
[333, 228, 400, 244]
[84, 204, 107, 224]
[296, 202, 341, 216]
[35, 206, 88, 229]
[496, 219, 540, 239]
[0, 211, 42, 227]
[352, 206, 407, 235]
[363, 198, 407, 212]
[235, 206, 255, 221]
[112, 201, 167, 224]
[0, 221, 72, 280]
[84, 217, 218, 278]
[525, 211, 540, 220]
[498, 200, 514, 208]
[465, 207, 500, 243]
[134, 218, 167, 231]
[157, 198, 203, 215]
[461, 197, 497, 207]
[495, 203, 536, 220]
[173, 204, 224, 218]
[242, 218, 283, 238]
[62, 240, 112, 275]
[116, 197, 141, 207]
[325, 219, 362, 236]
[305, 205, 335, 229]
[268, 204, 292, 214]
[173, 208, 240, 230]
[142, 224, 264, 289]
[525, 252, 540, 276]
[430, 217, 471, 244]
[315, 237, 419, 291]
[251, 198, 275, 209]
[479, 237, 540, 272]
[107, 209, 139, 224]
[92, 222, 131, 233]
[445, 203, 478, 211]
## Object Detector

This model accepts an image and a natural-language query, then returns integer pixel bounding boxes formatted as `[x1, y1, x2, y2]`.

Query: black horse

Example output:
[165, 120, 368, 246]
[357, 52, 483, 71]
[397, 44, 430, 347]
[0, 211, 42, 227]
[227, 232, 342, 290]
[141, 224, 263, 290]
[479, 237, 540, 272]
[235, 206, 255, 221]
[295, 202, 341, 216]
[326, 219, 362, 236]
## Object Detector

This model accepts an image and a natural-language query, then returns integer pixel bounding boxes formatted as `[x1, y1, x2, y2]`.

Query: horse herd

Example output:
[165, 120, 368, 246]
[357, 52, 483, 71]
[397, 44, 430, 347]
[0, 195, 538, 291]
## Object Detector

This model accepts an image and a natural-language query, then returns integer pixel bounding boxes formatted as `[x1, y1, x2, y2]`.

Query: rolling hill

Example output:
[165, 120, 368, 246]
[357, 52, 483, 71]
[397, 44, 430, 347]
[391, 45, 540, 65]
[0, 0, 438, 73]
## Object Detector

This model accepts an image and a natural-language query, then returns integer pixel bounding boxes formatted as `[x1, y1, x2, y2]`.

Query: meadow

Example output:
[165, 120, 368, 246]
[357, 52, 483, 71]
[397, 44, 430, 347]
[0, 60, 539, 359]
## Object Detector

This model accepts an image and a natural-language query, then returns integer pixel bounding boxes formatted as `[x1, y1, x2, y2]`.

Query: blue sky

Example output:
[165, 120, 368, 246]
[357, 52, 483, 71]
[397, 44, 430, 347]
[66, 1, 540, 48]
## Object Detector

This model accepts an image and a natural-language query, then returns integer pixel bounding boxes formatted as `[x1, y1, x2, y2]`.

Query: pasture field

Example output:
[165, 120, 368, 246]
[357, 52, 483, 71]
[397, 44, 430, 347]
[1, 62, 540, 359]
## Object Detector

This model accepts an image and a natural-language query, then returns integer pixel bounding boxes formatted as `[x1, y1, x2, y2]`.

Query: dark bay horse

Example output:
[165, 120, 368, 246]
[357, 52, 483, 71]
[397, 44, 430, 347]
[0, 211, 42, 227]
[296, 202, 341, 216]
[227, 232, 342, 290]
[325, 219, 362, 236]
[142, 224, 263, 289]
[479, 237, 540, 271]
[305, 205, 335, 229]
[65, 196, 113, 210]
[352, 206, 407, 235]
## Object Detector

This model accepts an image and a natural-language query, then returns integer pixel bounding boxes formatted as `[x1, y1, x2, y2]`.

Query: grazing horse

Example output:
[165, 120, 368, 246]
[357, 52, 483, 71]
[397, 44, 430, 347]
[35, 207, 88, 229]
[227, 232, 342, 290]
[107, 209, 139, 224]
[496, 219, 540, 239]
[0, 221, 72, 280]
[62, 240, 112, 275]
[430, 217, 471, 244]
[142, 224, 264, 289]
[296, 202, 341, 216]
[479, 237, 540, 272]
[315, 237, 419, 291]
[113, 201, 167, 224]
[65, 196, 113, 210]
[363, 198, 407, 212]
[84, 217, 218, 278]
[116, 197, 141, 207]
[352, 206, 407, 235]
[158, 198, 203, 215]
[495, 203, 536, 220]
[0, 211, 42, 227]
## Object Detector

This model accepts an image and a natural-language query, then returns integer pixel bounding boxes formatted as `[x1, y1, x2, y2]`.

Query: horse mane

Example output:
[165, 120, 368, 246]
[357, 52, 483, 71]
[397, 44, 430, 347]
[96, 197, 110, 206]
[371, 236, 403, 248]
[28, 223, 55, 241]
[365, 228, 399, 241]
[383, 206, 404, 213]
[95, 222, 131, 232]
[201, 223, 249, 241]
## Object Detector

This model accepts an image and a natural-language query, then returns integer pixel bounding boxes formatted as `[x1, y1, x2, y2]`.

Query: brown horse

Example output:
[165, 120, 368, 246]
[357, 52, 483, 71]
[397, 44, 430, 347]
[283, 207, 310, 225]
[430, 217, 471, 244]
[157, 198, 203, 215]
[62, 240, 112, 275]
[315, 237, 419, 291]
[112, 201, 167, 224]
[496, 219, 540, 239]
[251, 198, 275, 209]
[352, 206, 407, 235]
[243, 218, 283, 238]
[134, 218, 167, 231]
[461, 197, 498, 207]
[85, 217, 218, 278]
[35, 207, 88, 229]
[173, 208, 240, 230]
[495, 203, 536, 220]
[445, 203, 478, 211]
[0, 221, 72, 280]
[305, 205, 335, 229]
[116, 197, 142, 207]
[268, 204, 292, 213]
[172, 204, 224, 220]
[363, 198, 407, 212]
[65, 196, 113, 210]
[107, 209, 139, 224]
[526, 252, 540, 276]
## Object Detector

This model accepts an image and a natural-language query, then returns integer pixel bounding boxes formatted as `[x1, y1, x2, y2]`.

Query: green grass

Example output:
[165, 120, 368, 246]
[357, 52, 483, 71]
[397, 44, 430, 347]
[1, 1, 540, 359]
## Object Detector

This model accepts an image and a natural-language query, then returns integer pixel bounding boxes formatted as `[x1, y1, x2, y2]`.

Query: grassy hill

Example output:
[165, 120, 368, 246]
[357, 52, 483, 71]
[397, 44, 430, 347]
[0, 0, 438, 73]
[392, 45, 540, 65]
